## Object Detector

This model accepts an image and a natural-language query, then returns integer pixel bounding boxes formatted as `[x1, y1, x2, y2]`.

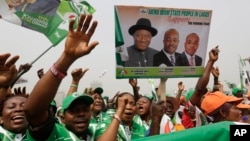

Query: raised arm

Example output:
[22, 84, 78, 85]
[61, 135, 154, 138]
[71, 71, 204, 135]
[66, 68, 89, 96]
[176, 81, 184, 105]
[0, 53, 19, 88]
[157, 78, 168, 101]
[129, 78, 140, 101]
[96, 94, 126, 141]
[190, 46, 219, 107]
[211, 66, 221, 92]
[10, 63, 32, 87]
[24, 14, 99, 127]
[0, 53, 19, 100]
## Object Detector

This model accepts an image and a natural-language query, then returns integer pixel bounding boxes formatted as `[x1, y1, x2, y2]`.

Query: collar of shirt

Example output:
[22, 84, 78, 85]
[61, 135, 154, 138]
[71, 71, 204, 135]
[163, 49, 175, 61]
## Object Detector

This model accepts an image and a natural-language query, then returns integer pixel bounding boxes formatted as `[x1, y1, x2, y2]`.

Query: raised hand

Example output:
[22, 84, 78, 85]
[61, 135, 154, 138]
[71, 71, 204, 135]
[6, 0, 25, 7]
[209, 46, 219, 62]
[18, 63, 32, 74]
[64, 14, 99, 61]
[211, 66, 219, 78]
[0, 53, 19, 88]
[129, 78, 137, 87]
[37, 68, 44, 79]
[178, 81, 184, 92]
[14, 86, 28, 95]
[71, 68, 89, 82]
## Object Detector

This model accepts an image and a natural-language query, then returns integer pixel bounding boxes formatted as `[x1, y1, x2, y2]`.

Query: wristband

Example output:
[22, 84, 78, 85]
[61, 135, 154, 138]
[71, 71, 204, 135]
[113, 114, 121, 123]
[50, 64, 67, 80]
[70, 84, 78, 88]
[213, 85, 220, 90]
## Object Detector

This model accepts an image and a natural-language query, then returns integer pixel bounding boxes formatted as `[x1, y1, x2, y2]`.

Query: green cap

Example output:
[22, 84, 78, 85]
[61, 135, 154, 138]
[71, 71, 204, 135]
[232, 87, 241, 96]
[62, 92, 93, 113]
[143, 94, 153, 100]
[94, 87, 103, 95]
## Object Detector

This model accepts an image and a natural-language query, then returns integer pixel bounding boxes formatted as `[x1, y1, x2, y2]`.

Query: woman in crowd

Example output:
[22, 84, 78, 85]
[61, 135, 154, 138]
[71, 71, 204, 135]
[95, 92, 146, 141]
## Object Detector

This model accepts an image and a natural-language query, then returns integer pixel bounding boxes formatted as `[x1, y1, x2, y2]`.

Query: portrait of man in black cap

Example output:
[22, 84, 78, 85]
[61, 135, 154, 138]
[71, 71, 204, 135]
[124, 17, 159, 67]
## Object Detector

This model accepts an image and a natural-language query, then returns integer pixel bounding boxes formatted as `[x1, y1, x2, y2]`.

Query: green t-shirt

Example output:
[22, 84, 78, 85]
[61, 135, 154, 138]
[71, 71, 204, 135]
[106, 108, 116, 117]
[26, 123, 80, 141]
[26, 123, 94, 141]
[0, 126, 26, 141]
[95, 117, 146, 141]
[88, 112, 111, 139]
[132, 114, 151, 136]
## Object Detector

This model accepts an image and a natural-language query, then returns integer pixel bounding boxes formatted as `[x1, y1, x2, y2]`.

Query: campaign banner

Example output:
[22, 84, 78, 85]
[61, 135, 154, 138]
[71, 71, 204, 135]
[115, 5, 212, 78]
[0, 0, 95, 46]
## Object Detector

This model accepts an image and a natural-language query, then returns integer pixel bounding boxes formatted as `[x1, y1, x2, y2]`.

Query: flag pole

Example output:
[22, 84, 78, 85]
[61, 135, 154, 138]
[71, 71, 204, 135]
[10, 45, 54, 87]
[30, 45, 54, 65]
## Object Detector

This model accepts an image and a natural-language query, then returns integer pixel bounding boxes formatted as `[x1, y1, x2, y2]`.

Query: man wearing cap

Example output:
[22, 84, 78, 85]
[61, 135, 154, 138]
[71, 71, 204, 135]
[61, 92, 94, 140]
[124, 17, 159, 67]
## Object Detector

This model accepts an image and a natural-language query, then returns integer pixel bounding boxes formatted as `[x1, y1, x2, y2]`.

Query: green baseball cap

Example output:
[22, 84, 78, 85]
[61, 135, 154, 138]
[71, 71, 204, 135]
[62, 92, 93, 113]
[143, 94, 153, 100]
[232, 87, 242, 96]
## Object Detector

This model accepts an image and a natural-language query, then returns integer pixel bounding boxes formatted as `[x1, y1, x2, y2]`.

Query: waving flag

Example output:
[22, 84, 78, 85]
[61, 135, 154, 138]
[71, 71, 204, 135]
[0, 0, 95, 46]
[0, 0, 95, 86]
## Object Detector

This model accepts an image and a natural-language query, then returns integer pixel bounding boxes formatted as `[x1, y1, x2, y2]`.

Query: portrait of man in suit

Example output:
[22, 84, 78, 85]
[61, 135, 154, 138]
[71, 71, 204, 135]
[176, 33, 202, 66]
[153, 28, 181, 67]
[124, 17, 159, 67]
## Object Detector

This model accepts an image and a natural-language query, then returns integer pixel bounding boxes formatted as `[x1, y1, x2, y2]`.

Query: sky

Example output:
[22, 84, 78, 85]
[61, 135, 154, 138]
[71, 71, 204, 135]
[1, 0, 250, 105]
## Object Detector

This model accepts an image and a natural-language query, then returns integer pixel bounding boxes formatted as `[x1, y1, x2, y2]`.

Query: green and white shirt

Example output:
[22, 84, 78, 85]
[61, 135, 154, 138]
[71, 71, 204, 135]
[132, 114, 151, 136]
[95, 117, 146, 141]
[26, 123, 83, 141]
[88, 111, 111, 140]
[0, 126, 26, 141]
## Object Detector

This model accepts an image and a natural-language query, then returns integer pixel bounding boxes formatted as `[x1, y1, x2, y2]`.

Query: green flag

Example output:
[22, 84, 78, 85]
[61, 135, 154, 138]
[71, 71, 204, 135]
[115, 6, 125, 67]
[47, 0, 95, 46]
[0, 0, 95, 46]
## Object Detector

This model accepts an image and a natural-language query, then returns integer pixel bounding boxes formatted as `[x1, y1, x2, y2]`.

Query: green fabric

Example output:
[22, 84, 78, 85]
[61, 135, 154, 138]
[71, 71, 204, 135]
[0, 126, 26, 141]
[232, 87, 241, 95]
[88, 112, 111, 138]
[95, 117, 146, 141]
[25, 123, 93, 141]
[106, 108, 116, 117]
[133, 114, 151, 135]
[185, 89, 194, 101]
[132, 121, 234, 141]
[62, 92, 93, 113]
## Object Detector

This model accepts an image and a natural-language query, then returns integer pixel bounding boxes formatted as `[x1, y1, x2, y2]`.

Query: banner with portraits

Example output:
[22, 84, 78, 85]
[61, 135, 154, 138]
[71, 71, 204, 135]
[115, 5, 212, 79]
